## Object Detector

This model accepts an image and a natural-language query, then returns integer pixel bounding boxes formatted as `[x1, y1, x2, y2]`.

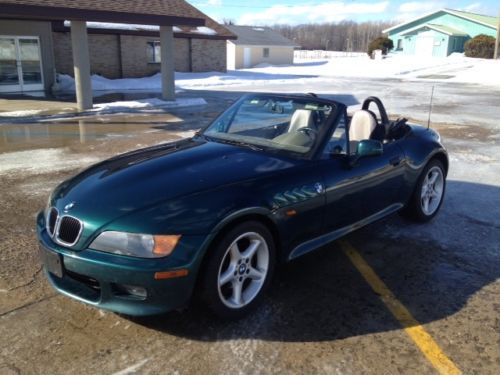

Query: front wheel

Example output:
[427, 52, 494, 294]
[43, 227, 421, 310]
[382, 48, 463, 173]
[201, 221, 276, 319]
[403, 159, 446, 222]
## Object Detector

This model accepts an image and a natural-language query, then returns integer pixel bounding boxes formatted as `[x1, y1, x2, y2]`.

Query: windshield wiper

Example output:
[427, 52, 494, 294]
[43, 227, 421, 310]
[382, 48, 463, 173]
[204, 136, 264, 151]
[227, 140, 264, 151]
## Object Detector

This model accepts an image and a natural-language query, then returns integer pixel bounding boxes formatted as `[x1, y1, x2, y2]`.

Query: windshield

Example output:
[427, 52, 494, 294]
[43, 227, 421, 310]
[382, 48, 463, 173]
[203, 95, 335, 155]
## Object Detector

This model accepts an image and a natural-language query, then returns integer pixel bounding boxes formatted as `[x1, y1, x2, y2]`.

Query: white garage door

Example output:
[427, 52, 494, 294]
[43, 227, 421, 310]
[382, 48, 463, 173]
[243, 47, 252, 68]
[415, 35, 434, 57]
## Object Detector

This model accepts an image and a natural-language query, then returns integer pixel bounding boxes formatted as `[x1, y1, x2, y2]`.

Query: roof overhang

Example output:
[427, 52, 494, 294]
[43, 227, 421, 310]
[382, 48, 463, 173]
[400, 24, 469, 37]
[227, 41, 300, 48]
[0, 3, 205, 26]
[51, 21, 236, 40]
[383, 8, 497, 34]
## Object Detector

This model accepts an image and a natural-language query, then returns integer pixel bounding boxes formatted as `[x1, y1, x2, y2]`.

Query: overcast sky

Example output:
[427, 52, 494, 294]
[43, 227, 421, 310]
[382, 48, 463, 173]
[187, 1, 498, 25]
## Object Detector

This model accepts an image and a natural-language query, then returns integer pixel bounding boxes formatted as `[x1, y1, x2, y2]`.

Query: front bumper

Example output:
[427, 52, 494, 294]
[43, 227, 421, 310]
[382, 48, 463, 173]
[36, 212, 208, 316]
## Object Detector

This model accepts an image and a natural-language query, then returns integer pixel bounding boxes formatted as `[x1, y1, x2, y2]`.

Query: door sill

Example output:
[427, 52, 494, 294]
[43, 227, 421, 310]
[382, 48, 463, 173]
[288, 203, 403, 260]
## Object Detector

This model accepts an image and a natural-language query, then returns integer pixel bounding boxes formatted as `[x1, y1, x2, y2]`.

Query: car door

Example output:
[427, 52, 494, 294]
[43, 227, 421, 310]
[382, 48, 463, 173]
[320, 111, 407, 232]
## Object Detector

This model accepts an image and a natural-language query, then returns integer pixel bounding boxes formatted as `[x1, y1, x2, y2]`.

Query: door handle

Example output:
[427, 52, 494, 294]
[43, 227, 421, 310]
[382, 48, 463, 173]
[389, 156, 402, 166]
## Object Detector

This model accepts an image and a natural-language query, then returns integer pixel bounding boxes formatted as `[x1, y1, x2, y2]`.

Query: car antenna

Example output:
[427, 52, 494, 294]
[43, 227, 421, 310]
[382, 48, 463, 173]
[427, 85, 435, 130]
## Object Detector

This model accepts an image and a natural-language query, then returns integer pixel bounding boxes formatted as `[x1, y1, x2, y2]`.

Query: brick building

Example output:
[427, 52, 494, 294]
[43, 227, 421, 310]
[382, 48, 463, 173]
[0, 0, 235, 96]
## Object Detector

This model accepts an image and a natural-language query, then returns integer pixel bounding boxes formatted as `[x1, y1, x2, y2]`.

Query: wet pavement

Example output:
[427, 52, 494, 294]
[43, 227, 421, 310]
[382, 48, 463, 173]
[0, 87, 499, 374]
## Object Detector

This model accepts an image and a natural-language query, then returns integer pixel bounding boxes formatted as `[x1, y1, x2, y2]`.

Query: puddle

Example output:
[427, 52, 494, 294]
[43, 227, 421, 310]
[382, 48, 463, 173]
[0, 113, 185, 154]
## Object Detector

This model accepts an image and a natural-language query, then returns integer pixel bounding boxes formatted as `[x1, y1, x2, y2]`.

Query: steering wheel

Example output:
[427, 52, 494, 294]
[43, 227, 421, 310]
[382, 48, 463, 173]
[297, 127, 318, 137]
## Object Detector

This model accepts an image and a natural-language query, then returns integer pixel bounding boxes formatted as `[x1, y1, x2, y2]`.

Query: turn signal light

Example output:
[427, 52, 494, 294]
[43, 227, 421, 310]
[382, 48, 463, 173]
[153, 235, 181, 256]
[154, 269, 189, 280]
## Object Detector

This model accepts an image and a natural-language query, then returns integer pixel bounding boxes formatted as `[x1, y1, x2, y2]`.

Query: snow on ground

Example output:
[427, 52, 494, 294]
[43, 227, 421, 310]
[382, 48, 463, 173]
[0, 148, 100, 175]
[54, 71, 317, 93]
[0, 98, 207, 118]
[251, 53, 500, 85]
[93, 98, 207, 111]
[0, 109, 51, 118]
[52, 54, 500, 96]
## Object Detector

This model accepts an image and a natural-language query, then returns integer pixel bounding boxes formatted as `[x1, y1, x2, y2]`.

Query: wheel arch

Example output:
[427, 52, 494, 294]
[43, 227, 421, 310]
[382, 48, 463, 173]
[203, 210, 282, 263]
[430, 151, 449, 177]
[401, 150, 448, 220]
[191, 209, 283, 296]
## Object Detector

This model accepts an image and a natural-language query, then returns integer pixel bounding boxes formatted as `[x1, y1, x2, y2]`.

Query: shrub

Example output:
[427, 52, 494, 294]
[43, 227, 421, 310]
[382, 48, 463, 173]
[367, 37, 394, 57]
[464, 34, 495, 59]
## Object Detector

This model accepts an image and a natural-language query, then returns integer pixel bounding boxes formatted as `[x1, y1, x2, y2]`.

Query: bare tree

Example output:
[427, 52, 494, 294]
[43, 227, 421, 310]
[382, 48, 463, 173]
[272, 20, 397, 52]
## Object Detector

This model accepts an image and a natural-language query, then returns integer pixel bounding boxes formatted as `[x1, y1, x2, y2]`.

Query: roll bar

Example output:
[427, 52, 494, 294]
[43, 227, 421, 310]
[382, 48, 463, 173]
[362, 96, 389, 125]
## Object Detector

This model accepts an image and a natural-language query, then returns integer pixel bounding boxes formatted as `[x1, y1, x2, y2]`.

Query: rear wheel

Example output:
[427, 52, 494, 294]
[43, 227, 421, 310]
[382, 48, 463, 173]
[201, 221, 276, 319]
[403, 159, 446, 222]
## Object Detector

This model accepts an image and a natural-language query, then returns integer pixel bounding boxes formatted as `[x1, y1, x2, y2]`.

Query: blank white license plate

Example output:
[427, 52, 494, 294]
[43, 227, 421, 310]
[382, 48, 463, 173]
[39, 244, 63, 278]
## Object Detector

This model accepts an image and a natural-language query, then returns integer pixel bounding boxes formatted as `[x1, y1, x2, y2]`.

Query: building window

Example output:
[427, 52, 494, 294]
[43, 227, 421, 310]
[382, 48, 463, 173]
[263, 48, 270, 58]
[147, 41, 161, 63]
[397, 39, 403, 50]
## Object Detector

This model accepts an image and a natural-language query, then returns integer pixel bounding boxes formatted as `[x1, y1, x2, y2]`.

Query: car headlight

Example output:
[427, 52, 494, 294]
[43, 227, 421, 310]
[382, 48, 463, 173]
[90, 231, 181, 258]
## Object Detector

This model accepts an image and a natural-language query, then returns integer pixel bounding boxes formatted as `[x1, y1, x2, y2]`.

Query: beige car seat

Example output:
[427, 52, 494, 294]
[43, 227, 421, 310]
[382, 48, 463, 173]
[349, 110, 377, 142]
[288, 109, 314, 133]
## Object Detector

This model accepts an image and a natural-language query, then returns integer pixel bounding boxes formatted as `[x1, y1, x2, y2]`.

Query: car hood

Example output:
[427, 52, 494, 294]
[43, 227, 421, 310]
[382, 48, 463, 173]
[51, 137, 298, 227]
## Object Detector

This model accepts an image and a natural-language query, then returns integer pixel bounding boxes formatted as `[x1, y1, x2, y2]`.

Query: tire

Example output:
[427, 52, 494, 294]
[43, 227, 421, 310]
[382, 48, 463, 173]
[201, 221, 276, 319]
[402, 159, 446, 222]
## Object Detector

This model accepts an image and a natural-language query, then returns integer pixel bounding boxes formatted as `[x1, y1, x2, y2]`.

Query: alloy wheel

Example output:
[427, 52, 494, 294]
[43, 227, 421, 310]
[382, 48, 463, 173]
[420, 166, 444, 216]
[217, 232, 269, 309]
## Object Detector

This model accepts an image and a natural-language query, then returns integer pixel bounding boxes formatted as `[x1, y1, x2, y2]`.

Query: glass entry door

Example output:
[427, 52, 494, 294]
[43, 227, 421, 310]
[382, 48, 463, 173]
[0, 36, 43, 93]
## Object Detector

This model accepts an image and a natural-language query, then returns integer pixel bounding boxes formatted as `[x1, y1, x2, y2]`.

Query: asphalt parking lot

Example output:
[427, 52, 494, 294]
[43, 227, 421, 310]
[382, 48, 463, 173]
[0, 82, 499, 374]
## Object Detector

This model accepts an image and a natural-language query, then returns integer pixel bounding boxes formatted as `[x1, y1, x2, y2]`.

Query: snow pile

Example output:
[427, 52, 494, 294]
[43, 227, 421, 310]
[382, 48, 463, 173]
[294, 50, 366, 59]
[176, 71, 316, 89]
[93, 98, 207, 112]
[0, 109, 46, 117]
[0, 98, 206, 119]
[54, 71, 317, 93]
[55, 73, 165, 92]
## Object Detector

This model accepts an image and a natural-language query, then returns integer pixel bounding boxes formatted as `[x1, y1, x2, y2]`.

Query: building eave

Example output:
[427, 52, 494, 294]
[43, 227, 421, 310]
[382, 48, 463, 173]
[51, 21, 236, 40]
[444, 8, 498, 30]
[383, 8, 497, 34]
[0, 3, 205, 26]
[383, 9, 446, 34]
[399, 24, 469, 37]
[227, 40, 299, 48]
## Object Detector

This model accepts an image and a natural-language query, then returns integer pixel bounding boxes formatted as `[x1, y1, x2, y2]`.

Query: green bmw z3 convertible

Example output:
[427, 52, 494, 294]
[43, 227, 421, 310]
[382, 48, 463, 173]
[37, 94, 448, 319]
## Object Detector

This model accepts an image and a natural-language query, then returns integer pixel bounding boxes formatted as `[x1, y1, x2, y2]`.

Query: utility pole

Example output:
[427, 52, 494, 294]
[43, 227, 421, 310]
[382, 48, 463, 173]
[495, 10, 500, 59]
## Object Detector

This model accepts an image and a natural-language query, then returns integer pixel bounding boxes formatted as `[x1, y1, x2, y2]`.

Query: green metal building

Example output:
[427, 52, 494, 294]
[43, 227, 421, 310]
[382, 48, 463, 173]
[383, 9, 499, 57]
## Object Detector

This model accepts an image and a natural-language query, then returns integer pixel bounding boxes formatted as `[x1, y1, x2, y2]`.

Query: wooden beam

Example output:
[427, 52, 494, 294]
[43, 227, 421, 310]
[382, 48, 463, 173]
[71, 21, 93, 111]
[160, 26, 175, 101]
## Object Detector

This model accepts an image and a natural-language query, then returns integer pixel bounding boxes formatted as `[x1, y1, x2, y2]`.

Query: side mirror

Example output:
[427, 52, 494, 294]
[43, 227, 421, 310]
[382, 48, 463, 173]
[348, 139, 383, 167]
[356, 139, 383, 157]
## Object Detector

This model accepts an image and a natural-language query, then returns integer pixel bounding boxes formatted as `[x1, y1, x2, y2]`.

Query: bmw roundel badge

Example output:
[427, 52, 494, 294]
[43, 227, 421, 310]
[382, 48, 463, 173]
[64, 201, 76, 212]
[314, 183, 324, 194]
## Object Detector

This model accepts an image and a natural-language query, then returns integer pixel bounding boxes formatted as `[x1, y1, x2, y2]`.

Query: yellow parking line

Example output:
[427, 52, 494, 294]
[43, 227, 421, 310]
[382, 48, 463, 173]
[339, 240, 461, 375]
